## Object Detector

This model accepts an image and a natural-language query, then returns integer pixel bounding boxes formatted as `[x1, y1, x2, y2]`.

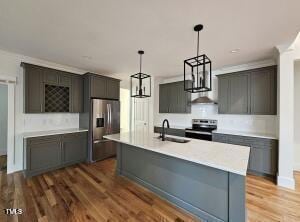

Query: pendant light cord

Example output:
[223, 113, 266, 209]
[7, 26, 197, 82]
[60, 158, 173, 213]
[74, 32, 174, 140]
[196, 30, 199, 58]
[139, 53, 142, 73]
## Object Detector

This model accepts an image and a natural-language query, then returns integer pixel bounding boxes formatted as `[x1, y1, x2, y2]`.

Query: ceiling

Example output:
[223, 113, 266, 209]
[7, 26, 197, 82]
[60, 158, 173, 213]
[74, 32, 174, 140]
[0, 0, 300, 79]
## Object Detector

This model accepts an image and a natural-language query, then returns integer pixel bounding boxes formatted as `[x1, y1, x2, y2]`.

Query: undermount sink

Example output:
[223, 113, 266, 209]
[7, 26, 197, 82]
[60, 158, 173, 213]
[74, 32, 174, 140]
[156, 136, 190, 143]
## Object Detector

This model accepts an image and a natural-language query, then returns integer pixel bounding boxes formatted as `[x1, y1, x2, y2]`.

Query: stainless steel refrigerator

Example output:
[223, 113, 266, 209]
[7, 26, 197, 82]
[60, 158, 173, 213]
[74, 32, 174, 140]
[91, 99, 120, 162]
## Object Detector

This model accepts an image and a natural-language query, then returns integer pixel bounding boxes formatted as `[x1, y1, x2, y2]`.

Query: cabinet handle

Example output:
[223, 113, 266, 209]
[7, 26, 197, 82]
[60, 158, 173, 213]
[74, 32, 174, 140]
[40, 104, 43, 112]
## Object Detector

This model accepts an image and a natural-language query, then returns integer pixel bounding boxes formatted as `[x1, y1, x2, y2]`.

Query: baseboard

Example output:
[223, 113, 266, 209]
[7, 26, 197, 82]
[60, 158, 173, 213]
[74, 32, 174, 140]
[294, 163, 300, 172]
[277, 175, 295, 190]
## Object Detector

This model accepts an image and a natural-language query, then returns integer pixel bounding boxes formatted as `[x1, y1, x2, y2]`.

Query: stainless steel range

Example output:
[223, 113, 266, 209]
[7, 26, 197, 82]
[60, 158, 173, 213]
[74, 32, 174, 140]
[185, 119, 217, 141]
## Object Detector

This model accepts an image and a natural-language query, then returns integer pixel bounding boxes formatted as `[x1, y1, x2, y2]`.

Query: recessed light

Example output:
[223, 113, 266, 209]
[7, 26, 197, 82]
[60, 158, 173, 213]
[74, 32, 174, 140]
[82, 55, 92, 60]
[230, 49, 240, 53]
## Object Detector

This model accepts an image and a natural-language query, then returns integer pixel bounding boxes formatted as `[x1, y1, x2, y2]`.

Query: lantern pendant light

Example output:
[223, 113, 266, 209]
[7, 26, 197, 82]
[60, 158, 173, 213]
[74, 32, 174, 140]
[131, 50, 151, 98]
[184, 24, 212, 93]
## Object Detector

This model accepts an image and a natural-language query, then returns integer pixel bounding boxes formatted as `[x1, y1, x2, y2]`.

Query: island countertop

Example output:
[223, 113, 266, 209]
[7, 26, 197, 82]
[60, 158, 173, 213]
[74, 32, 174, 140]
[104, 132, 250, 176]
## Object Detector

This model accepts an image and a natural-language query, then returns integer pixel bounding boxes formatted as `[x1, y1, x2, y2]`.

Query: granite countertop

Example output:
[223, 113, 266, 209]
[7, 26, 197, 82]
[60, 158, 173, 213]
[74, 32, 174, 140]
[212, 129, 278, 140]
[23, 128, 88, 138]
[104, 132, 250, 176]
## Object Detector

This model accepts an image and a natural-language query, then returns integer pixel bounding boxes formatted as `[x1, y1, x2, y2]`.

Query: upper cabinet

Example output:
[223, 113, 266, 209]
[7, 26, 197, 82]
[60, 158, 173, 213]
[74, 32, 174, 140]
[22, 63, 83, 113]
[159, 81, 191, 113]
[217, 66, 277, 115]
[84, 73, 120, 100]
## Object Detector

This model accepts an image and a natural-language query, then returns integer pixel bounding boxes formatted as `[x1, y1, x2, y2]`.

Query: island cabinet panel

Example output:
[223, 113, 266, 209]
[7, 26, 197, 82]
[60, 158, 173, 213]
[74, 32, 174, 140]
[212, 133, 278, 177]
[217, 66, 277, 115]
[24, 132, 88, 177]
[117, 143, 246, 222]
[159, 81, 191, 113]
[154, 126, 185, 137]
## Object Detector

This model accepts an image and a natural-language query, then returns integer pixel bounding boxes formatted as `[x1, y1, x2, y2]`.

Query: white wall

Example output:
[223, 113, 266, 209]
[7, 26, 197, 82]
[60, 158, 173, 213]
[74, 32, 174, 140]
[294, 61, 300, 170]
[0, 49, 88, 172]
[120, 88, 130, 132]
[0, 84, 8, 155]
[153, 60, 278, 136]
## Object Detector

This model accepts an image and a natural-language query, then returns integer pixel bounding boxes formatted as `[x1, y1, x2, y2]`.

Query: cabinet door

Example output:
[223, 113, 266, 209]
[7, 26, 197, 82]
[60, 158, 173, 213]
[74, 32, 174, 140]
[229, 73, 250, 114]
[168, 83, 178, 113]
[71, 75, 83, 113]
[250, 67, 277, 115]
[106, 78, 120, 100]
[249, 147, 277, 174]
[59, 73, 72, 86]
[27, 137, 61, 173]
[159, 84, 170, 113]
[175, 81, 191, 113]
[44, 68, 60, 85]
[62, 133, 87, 165]
[218, 76, 230, 114]
[24, 64, 44, 113]
[91, 75, 107, 98]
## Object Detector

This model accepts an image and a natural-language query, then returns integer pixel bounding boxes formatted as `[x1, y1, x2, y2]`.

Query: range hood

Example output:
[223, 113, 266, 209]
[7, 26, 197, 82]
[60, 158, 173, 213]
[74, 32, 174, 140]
[191, 96, 217, 104]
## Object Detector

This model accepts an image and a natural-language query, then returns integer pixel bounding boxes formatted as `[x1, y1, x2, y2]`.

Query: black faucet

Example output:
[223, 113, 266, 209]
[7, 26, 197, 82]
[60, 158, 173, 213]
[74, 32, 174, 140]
[161, 119, 170, 141]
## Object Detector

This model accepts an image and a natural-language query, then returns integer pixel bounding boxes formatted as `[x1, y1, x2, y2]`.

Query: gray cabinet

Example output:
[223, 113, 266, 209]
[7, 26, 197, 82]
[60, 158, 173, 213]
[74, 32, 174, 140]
[62, 133, 87, 165]
[71, 75, 83, 113]
[228, 73, 250, 114]
[159, 84, 170, 113]
[159, 81, 191, 113]
[24, 131, 88, 177]
[106, 78, 120, 100]
[85, 73, 120, 100]
[250, 66, 277, 115]
[212, 133, 278, 177]
[23, 63, 45, 113]
[154, 126, 185, 137]
[217, 66, 277, 115]
[22, 63, 84, 113]
[218, 76, 230, 114]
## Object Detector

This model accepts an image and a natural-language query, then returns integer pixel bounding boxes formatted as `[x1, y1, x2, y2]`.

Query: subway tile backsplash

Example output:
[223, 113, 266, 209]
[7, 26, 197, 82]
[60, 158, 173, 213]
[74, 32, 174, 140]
[23, 113, 79, 132]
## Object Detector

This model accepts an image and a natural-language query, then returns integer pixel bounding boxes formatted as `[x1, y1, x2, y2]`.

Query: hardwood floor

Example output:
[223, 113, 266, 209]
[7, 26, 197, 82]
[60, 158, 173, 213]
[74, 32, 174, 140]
[1, 158, 300, 222]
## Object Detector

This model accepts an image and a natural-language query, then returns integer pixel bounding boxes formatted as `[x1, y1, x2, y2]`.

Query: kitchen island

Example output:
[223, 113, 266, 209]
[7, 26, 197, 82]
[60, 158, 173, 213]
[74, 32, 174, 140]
[104, 132, 250, 222]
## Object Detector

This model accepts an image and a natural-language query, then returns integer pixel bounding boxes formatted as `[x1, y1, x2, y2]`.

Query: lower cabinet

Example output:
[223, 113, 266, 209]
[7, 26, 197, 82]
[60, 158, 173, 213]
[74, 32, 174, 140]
[24, 132, 87, 177]
[62, 133, 87, 165]
[212, 133, 278, 177]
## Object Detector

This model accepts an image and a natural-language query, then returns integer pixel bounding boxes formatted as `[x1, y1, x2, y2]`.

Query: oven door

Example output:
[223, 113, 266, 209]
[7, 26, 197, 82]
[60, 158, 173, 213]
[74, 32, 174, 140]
[185, 130, 212, 141]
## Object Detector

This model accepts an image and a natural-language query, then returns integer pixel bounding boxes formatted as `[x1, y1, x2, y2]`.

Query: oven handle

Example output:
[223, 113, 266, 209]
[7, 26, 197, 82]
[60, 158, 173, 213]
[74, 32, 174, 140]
[185, 130, 212, 135]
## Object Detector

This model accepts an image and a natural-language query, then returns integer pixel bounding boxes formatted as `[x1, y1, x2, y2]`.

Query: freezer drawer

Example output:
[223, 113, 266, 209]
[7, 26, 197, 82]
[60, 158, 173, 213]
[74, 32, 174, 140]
[92, 140, 116, 161]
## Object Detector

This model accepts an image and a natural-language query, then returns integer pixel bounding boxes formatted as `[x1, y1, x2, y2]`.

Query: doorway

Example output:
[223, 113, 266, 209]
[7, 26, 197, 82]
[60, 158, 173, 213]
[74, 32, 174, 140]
[0, 84, 8, 172]
[132, 97, 150, 133]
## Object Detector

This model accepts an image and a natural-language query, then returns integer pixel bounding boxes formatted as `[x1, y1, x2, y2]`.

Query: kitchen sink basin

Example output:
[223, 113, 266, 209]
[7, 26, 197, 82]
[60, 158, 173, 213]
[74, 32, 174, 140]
[156, 136, 190, 143]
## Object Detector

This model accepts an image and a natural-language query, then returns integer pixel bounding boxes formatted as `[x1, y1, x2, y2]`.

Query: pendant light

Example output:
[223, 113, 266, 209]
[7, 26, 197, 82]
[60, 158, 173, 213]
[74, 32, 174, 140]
[184, 24, 212, 93]
[131, 50, 151, 98]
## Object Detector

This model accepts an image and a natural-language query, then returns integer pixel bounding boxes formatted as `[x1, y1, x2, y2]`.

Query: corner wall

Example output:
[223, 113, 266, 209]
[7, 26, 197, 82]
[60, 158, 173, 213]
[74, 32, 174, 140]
[0, 84, 8, 155]
[0, 49, 87, 172]
[294, 61, 300, 170]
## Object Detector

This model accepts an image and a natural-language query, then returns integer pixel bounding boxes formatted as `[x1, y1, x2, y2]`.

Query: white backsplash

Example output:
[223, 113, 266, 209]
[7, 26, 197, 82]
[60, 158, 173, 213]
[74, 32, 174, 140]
[155, 104, 278, 135]
[23, 113, 79, 132]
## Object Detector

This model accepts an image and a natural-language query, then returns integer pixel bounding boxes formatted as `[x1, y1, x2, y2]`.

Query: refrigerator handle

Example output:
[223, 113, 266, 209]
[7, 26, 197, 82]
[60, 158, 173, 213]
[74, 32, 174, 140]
[109, 104, 112, 133]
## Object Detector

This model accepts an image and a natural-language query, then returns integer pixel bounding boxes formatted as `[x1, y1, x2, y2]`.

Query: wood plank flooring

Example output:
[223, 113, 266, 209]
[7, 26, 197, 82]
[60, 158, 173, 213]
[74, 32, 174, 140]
[1, 158, 300, 222]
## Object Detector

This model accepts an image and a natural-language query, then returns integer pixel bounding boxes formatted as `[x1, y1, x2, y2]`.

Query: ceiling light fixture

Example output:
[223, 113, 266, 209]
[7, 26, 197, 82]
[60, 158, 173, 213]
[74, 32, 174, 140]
[184, 24, 212, 93]
[230, 49, 240, 53]
[130, 50, 151, 98]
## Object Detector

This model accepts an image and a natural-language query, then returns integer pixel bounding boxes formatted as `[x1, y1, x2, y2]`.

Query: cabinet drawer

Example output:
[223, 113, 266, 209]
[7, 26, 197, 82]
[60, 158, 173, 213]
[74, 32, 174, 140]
[26, 135, 61, 145]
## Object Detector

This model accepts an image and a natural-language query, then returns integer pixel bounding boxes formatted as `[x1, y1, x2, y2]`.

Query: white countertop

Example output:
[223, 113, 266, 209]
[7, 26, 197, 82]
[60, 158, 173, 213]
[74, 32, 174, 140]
[23, 128, 88, 138]
[104, 132, 250, 176]
[212, 129, 278, 140]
